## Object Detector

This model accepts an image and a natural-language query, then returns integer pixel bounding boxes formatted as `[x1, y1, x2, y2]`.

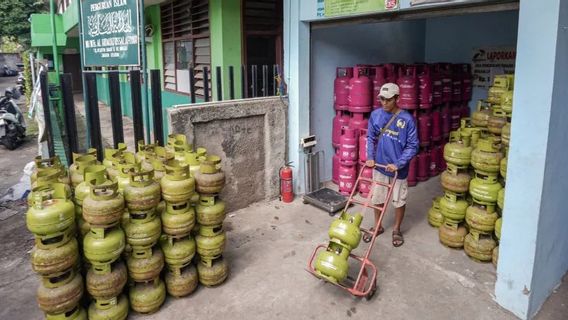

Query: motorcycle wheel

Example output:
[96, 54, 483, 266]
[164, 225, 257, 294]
[2, 135, 18, 150]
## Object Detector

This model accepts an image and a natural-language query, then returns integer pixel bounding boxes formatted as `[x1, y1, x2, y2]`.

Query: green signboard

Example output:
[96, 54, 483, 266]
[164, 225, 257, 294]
[80, 0, 140, 66]
[323, 0, 399, 17]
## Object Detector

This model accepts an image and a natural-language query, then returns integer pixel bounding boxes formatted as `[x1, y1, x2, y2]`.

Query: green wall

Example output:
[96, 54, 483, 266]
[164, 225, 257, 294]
[210, 0, 243, 99]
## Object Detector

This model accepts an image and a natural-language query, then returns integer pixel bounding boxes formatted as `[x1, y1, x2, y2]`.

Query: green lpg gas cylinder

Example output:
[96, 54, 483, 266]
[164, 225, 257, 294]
[465, 201, 498, 233]
[197, 256, 229, 287]
[26, 183, 75, 249]
[124, 169, 161, 213]
[492, 246, 499, 268]
[443, 131, 472, 166]
[501, 122, 511, 147]
[37, 270, 84, 314]
[165, 264, 198, 297]
[469, 172, 503, 203]
[196, 225, 226, 260]
[32, 156, 68, 185]
[428, 197, 444, 228]
[135, 140, 156, 168]
[70, 154, 98, 188]
[160, 235, 196, 267]
[83, 181, 124, 228]
[438, 222, 468, 248]
[124, 214, 161, 253]
[161, 201, 195, 237]
[116, 152, 140, 194]
[464, 231, 497, 262]
[195, 155, 226, 194]
[500, 156, 507, 179]
[31, 238, 79, 277]
[103, 143, 127, 168]
[328, 211, 362, 250]
[314, 242, 350, 284]
[129, 279, 166, 314]
[126, 247, 164, 282]
[471, 101, 491, 127]
[440, 163, 471, 193]
[32, 166, 71, 190]
[497, 188, 505, 210]
[185, 147, 207, 177]
[74, 165, 108, 218]
[501, 90, 514, 113]
[161, 160, 195, 203]
[196, 195, 226, 226]
[487, 109, 507, 135]
[487, 76, 511, 104]
[495, 218, 502, 240]
[86, 260, 127, 300]
[439, 191, 468, 223]
[45, 306, 87, 320]
[88, 294, 129, 320]
[167, 134, 192, 161]
[83, 227, 125, 272]
[471, 138, 503, 175]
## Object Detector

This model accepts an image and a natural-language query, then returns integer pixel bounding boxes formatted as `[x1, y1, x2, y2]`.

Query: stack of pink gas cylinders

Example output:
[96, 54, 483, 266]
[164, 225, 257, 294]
[332, 63, 472, 192]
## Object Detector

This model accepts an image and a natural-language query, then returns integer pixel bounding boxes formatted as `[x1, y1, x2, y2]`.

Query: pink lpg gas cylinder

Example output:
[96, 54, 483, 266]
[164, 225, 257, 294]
[418, 64, 433, 109]
[397, 65, 418, 110]
[349, 112, 368, 134]
[417, 150, 430, 182]
[432, 64, 443, 105]
[358, 162, 373, 198]
[338, 161, 356, 195]
[334, 67, 353, 110]
[332, 148, 340, 184]
[359, 129, 368, 163]
[372, 66, 387, 109]
[339, 127, 358, 164]
[418, 111, 432, 148]
[436, 143, 447, 173]
[348, 67, 372, 112]
[431, 107, 442, 143]
[429, 147, 440, 177]
[384, 64, 398, 84]
[441, 64, 452, 103]
[332, 110, 350, 148]
[407, 156, 418, 187]
[452, 64, 463, 103]
[450, 105, 461, 130]
[441, 104, 451, 139]
[461, 64, 472, 102]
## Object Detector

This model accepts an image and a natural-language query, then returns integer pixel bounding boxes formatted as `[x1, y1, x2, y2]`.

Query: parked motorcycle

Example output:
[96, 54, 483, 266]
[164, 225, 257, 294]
[2, 65, 17, 77]
[0, 88, 26, 150]
[16, 72, 25, 95]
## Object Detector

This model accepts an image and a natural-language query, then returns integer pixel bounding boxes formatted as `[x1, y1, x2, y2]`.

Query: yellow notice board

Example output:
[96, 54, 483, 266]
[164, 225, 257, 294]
[323, 0, 399, 17]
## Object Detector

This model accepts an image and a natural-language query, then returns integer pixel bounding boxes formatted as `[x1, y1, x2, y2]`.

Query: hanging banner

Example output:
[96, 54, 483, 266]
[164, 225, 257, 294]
[80, 0, 140, 67]
[471, 46, 516, 89]
[320, 0, 399, 18]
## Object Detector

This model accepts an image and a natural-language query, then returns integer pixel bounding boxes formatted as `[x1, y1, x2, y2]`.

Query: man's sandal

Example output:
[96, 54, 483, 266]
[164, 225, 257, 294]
[363, 226, 384, 243]
[392, 230, 404, 247]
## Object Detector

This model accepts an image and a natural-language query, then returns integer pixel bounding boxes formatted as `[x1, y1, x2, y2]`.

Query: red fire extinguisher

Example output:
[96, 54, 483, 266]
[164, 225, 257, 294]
[280, 162, 294, 203]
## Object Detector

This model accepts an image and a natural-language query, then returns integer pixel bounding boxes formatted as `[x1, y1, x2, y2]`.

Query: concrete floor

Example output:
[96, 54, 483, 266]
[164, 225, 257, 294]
[1, 171, 566, 319]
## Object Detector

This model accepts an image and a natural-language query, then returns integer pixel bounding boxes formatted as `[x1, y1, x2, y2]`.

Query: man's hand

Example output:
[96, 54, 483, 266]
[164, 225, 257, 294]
[365, 160, 375, 168]
[386, 164, 398, 172]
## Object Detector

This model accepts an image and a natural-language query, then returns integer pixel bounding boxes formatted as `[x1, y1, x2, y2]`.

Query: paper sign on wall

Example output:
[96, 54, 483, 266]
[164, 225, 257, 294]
[472, 47, 516, 89]
[320, 0, 399, 18]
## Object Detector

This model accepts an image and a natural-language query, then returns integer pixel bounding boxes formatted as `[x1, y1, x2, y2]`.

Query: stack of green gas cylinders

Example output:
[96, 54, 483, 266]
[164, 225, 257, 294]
[25, 132, 232, 318]
[428, 74, 514, 267]
[314, 212, 363, 284]
[27, 158, 87, 319]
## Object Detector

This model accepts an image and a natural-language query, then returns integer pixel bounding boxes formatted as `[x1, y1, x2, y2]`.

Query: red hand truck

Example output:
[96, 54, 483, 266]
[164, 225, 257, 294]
[306, 164, 397, 300]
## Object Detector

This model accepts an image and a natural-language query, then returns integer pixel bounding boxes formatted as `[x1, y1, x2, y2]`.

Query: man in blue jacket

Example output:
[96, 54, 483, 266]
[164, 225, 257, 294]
[365, 83, 419, 247]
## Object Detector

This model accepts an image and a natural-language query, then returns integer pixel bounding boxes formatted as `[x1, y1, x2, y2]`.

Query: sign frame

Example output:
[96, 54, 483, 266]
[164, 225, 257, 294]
[79, 0, 141, 67]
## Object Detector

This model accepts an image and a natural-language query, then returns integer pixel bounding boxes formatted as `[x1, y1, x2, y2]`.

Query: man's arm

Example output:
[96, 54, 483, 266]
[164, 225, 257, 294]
[395, 118, 419, 170]
[366, 112, 379, 161]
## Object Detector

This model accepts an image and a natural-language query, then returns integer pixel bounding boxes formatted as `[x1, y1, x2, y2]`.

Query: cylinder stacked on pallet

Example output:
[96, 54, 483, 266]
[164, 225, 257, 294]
[26, 181, 87, 319]
[314, 212, 363, 283]
[194, 155, 229, 287]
